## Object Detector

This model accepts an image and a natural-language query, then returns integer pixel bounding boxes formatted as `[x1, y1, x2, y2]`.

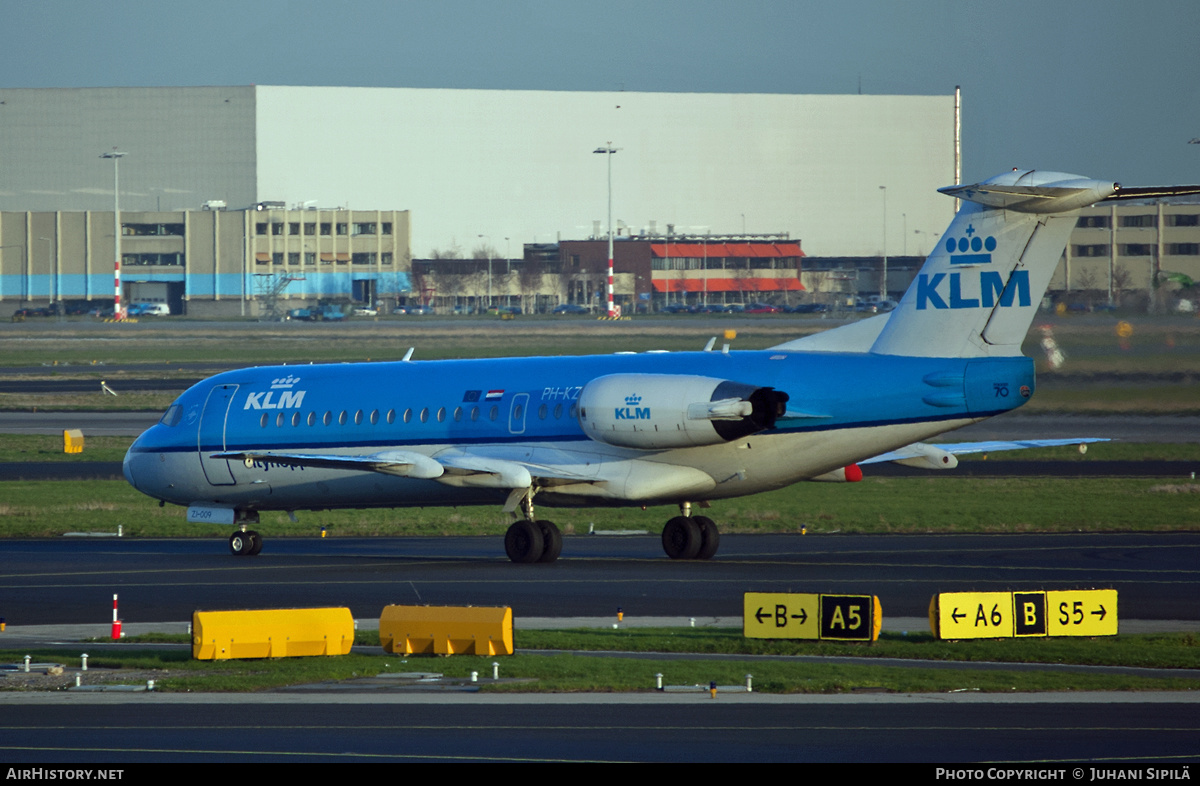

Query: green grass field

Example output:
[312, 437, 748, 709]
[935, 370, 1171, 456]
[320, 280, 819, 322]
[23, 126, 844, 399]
[5, 629, 1196, 694]
[0, 472, 1196, 539]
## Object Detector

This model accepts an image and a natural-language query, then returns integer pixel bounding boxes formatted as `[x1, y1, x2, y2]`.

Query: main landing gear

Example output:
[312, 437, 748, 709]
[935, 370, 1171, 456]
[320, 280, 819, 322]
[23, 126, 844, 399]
[661, 502, 720, 560]
[504, 518, 563, 564]
[502, 495, 721, 563]
[504, 489, 563, 564]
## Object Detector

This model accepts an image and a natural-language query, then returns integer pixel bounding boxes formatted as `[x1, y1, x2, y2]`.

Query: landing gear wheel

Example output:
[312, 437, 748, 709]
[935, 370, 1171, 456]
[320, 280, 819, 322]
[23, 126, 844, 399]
[229, 531, 252, 556]
[505, 519, 545, 563]
[246, 530, 263, 556]
[693, 516, 720, 560]
[662, 516, 701, 560]
[535, 520, 562, 563]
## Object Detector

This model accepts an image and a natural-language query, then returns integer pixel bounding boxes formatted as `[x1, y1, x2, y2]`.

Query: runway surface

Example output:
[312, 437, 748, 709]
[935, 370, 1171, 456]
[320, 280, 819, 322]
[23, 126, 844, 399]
[0, 697, 1196, 763]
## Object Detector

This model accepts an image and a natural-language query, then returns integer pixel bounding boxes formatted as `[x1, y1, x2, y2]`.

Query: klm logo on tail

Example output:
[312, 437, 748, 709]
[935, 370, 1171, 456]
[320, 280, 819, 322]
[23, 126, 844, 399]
[918, 229, 1030, 311]
[916, 270, 1031, 310]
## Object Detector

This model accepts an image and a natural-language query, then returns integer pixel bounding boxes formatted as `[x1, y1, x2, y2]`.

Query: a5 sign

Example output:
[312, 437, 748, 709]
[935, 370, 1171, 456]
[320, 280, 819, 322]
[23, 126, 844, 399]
[743, 592, 881, 641]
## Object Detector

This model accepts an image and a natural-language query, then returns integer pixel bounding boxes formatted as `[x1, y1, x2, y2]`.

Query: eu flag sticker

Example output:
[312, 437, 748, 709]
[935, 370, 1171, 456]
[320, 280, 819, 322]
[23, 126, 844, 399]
[463, 390, 481, 402]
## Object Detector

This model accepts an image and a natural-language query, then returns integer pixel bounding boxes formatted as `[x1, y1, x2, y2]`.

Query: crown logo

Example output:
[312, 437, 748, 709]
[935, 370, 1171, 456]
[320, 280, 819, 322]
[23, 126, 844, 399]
[945, 224, 997, 255]
[625, 394, 642, 406]
[270, 375, 301, 389]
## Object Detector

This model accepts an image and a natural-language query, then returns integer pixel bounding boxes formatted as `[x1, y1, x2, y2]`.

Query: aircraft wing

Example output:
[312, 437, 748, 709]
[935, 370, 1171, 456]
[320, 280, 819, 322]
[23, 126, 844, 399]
[212, 447, 600, 486]
[861, 438, 1110, 470]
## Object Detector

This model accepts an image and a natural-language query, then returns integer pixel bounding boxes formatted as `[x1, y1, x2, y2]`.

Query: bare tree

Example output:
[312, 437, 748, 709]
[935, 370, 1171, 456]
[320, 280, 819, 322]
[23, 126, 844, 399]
[471, 243, 499, 260]
[430, 241, 464, 260]
[1111, 264, 1133, 307]
[518, 256, 545, 313]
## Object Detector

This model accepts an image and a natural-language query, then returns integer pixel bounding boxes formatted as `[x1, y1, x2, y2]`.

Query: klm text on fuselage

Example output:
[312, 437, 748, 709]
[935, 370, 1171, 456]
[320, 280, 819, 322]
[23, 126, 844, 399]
[916, 270, 1031, 310]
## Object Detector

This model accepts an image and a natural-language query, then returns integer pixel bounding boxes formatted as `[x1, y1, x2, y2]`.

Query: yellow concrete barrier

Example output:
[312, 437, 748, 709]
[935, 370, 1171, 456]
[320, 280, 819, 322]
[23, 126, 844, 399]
[192, 607, 354, 660]
[379, 604, 513, 656]
[63, 429, 84, 454]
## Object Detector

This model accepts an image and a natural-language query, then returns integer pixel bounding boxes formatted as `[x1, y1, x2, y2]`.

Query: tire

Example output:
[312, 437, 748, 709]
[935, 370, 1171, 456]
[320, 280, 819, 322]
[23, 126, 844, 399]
[661, 516, 701, 560]
[229, 531, 250, 556]
[693, 516, 720, 560]
[246, 531, 263, 556]
[536, 520, 562, 563]
[505, 519, 545, 563]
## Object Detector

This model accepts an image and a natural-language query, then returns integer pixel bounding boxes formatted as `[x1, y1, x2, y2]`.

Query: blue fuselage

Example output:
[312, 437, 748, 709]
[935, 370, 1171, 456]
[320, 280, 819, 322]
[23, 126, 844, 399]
[124, 349, 1034, 512]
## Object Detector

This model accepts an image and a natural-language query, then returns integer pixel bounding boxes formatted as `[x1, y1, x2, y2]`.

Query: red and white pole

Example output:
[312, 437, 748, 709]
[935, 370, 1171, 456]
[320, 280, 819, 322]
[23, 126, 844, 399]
[100, 150, 127, 320]
[111, 593, 122, 640]
[594, 143, 619, 318]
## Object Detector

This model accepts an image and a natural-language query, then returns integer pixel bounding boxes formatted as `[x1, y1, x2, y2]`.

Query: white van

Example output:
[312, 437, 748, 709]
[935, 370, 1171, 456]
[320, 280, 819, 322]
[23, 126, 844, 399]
[132, 303, 170, 316]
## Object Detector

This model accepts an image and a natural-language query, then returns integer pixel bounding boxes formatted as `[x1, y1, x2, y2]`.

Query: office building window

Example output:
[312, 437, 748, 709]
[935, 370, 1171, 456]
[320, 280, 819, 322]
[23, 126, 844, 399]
[1120, 215, 1157, 228]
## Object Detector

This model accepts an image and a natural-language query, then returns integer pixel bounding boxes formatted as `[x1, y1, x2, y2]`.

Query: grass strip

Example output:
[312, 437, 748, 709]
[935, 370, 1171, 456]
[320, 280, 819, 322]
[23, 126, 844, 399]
[0, 474, 1199, 538]
[5, 629, 1197, 693]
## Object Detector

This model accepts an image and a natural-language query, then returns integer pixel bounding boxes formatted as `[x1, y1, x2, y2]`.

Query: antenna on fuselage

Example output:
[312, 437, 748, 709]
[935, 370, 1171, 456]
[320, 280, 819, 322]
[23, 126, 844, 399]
[703, 337, 716, 352]
[402, 347, 415, 362]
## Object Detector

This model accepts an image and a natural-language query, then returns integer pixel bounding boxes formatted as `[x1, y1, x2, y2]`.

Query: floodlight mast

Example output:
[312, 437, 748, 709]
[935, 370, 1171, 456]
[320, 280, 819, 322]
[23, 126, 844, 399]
[101, 150, 127, 320]
[594, 143, 619, 317]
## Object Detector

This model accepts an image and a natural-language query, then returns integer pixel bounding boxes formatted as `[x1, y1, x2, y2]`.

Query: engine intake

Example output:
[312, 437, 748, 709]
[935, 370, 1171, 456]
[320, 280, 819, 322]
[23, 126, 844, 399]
[577, 374, 789, 449]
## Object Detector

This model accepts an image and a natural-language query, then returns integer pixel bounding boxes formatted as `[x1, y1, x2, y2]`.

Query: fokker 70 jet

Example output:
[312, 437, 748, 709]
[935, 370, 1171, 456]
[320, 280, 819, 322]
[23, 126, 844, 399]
[123, 169, 1194, 562]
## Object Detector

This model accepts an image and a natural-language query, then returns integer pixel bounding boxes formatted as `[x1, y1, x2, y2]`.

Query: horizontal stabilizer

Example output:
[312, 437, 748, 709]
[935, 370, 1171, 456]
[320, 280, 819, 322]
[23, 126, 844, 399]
[939, 173, 1117, 213]
[1102, 184, 1200, 202]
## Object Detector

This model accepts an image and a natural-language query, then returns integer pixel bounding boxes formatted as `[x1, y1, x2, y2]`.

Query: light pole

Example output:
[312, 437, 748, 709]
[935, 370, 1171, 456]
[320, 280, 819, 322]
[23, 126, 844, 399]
[879, 185, 888, 300]
[101, 150, 127, 319]
[478, 234, 492, 311]
[594, 143, 619, 317]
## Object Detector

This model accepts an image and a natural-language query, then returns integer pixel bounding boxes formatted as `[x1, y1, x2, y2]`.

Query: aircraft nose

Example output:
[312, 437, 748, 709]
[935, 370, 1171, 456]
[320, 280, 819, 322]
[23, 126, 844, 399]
[122, 448, 139, 490]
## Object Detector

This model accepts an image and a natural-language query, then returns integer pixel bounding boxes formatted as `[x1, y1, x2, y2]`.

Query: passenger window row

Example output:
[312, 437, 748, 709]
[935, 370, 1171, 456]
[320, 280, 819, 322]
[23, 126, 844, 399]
[257, 402, 578, 429]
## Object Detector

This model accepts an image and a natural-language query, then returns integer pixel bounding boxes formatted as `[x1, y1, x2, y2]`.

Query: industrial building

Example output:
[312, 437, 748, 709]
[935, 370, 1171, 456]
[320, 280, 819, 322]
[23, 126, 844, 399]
[0, 206, 410, 317]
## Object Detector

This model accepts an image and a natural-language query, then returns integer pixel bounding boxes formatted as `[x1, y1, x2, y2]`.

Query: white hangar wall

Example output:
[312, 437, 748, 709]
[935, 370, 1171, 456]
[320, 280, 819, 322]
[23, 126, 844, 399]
[254, 87, 957, 258]
[0, 86, 258, 213]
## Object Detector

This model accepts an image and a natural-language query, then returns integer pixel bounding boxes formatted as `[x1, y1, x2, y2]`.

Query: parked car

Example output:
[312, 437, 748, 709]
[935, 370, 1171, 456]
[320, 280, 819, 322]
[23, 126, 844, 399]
[352, 306, 378, 316]
[785, 303, 829, 314]
[552, 304, 589, 315]
[744, 302, 779, 313]
[129, 303, 170, 316]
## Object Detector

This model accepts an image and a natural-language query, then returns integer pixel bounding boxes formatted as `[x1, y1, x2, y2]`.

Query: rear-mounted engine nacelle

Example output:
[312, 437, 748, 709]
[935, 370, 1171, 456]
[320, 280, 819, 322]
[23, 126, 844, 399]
[577, 373, 789, 449]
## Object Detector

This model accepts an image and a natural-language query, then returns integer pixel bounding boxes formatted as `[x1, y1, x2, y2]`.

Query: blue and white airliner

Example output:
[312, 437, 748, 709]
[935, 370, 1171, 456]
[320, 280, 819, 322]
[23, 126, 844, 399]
[122, 170, 1190, 562]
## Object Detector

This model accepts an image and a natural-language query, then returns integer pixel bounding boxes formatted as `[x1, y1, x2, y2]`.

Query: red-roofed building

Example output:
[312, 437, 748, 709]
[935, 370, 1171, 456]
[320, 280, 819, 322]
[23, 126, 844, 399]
[558, 235, 804, 312]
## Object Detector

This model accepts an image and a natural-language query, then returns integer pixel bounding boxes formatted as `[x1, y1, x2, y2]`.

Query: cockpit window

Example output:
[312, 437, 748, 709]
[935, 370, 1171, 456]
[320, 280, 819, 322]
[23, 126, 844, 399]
[159, 404, 182, 427]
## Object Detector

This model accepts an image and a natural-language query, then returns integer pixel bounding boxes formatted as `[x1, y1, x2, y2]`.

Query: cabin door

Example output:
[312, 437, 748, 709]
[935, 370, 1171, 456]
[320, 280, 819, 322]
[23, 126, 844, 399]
[198, 384, 239, 486]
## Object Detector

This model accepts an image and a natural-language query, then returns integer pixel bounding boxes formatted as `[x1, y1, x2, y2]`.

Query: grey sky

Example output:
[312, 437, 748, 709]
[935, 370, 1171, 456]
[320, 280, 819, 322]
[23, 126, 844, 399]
[3, 0, 1197, 187]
